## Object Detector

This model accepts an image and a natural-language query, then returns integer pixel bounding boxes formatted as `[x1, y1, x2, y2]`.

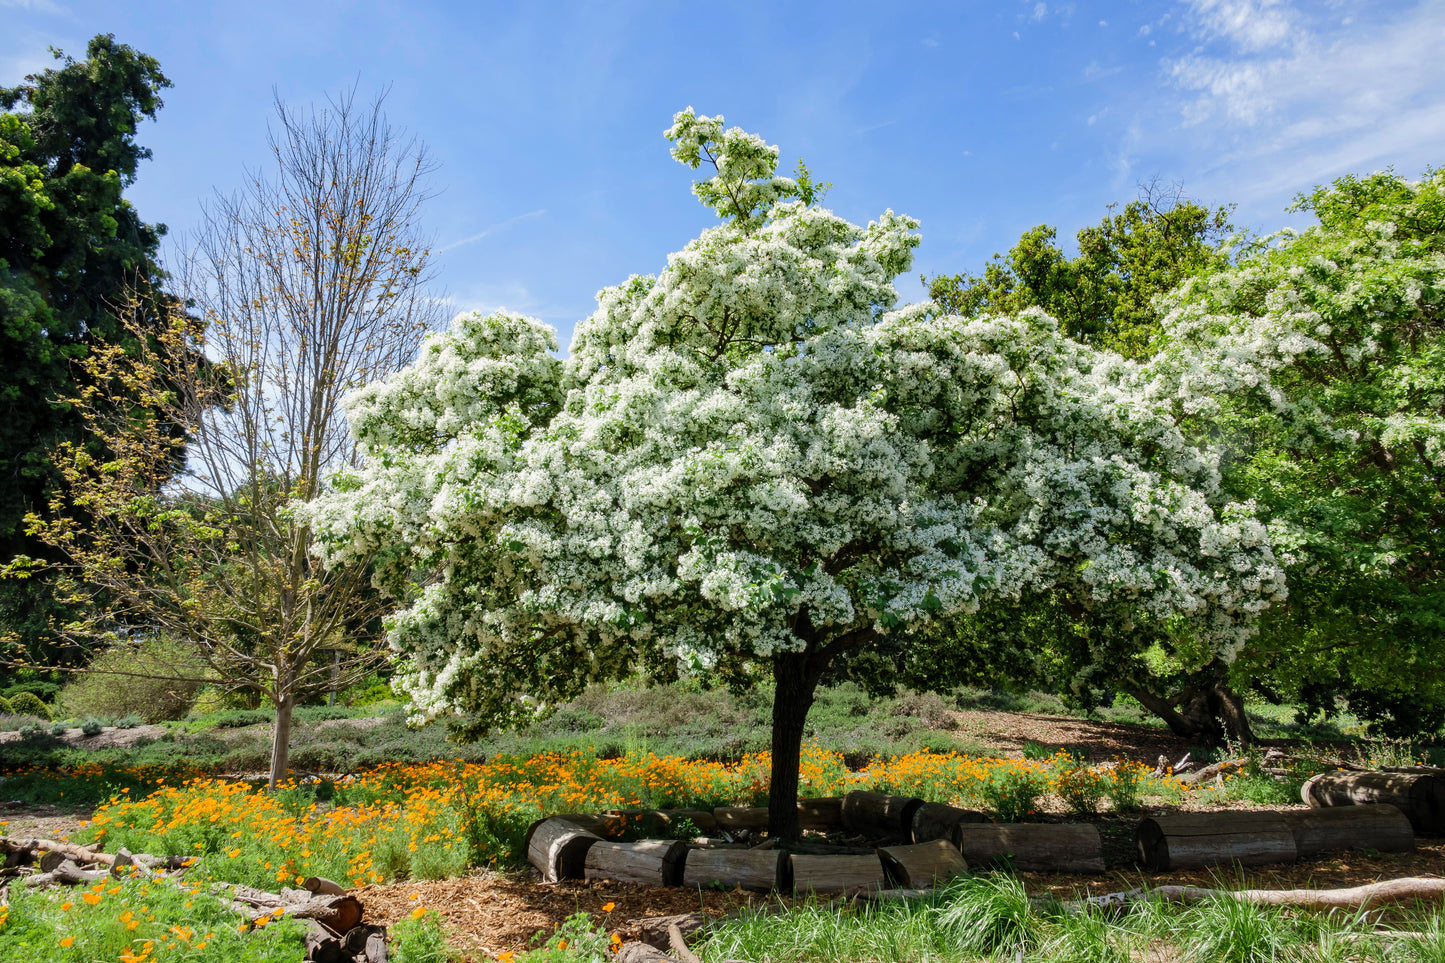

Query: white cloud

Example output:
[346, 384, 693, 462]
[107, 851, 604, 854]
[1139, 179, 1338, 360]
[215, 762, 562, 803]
[436, 209, 546, 253]
[1032, 2, 1048, 22]
[1183, 0, 1297, 52]
[1140, 1, 1445, 219]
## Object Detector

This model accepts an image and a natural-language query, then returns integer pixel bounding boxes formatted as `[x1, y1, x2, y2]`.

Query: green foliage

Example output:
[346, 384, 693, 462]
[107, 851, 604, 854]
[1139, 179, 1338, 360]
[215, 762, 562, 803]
[521, 910, 616, 962]
[392, 909, 453, 963]
[0, 870, 306, 963]
[1105, 761, 1146, 812]
[0, 34, 176, 669]
[0, 695, 11, 714]
[80, 718, 102, 736]
[1159, 167, 1445, 729]
[926, 185, 1233, 358]
[977, 766, 1049, 822]
[60, 637, 207, 723]
[8, 690, 49, 719]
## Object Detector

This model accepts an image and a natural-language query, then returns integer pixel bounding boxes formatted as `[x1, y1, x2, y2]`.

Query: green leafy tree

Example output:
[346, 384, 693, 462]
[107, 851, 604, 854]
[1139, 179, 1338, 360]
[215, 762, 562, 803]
[926, 183, 1234, 358]
[0, 35, 173, 667]
[1155, 167, 1445, 738]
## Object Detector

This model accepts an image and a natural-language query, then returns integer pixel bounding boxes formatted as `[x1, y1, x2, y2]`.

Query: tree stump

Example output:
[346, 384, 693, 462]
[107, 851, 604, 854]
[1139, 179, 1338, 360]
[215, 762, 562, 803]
[790, 853, 886, 896]
[1302, 771, 1445, 835]
[1285, 804, 1414, 857]
[910, 801, 988, 843]
[878, 839, 969, 888]
[841, 790, 924, 838]
[527, 818, 603, 882]
[714, 806, 770, 832]
[798, 796, 845, 831]
[681, 847, 786, 892]
[585, 839, 688, 887]
[955, 822, 1105, 873]
[1136, 812, 1297, 871]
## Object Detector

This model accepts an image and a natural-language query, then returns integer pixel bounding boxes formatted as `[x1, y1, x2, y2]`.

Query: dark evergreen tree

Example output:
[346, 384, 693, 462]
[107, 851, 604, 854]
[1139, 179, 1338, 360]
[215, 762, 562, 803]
[0, 34, 173, 667]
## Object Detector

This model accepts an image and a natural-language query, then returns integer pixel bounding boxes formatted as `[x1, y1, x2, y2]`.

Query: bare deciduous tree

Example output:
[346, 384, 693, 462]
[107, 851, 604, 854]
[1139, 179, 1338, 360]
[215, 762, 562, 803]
[15, 88, 440, 786]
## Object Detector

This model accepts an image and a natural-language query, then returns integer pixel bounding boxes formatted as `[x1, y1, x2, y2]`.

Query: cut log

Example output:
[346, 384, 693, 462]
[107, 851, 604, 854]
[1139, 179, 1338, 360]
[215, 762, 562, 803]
[304, 920, 347, 963]
[616, 942, 682, 963]
[878, 839, 969, 889]
[954, 822, 1104, 874]
[1137, 812, 1296, 871]
[1302, 771, 1445, 835]
[841, 790, 924, 838]
[682, 847, 786, 892]
[363, 925, 388, 963]
[713, 807, 770, 832]
[798, 796, 845, 831]
[585, 839, 688, 887]
[522, 813, 622, 856]
[527, 817, 603, 883]
[634, 912, 710, 951]
[304, 876, 348, 897]
[911, 802, 988, 844]
[49, 858, 110, 885]
[226, 883, 365, 935]
[33, 838, 113, 868]
[1285, 804, 1414, 857]
[790, 853, 886, 896]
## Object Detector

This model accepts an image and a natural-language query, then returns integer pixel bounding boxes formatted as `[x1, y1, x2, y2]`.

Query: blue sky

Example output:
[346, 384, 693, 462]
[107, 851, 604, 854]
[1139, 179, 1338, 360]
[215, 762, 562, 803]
[5, 0, 1444, 352]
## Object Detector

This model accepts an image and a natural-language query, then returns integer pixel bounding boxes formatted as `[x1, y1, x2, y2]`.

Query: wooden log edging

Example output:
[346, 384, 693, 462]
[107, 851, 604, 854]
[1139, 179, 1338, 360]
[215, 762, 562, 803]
[585, 839, 688, 887]
[790, 853, 887, 896]
[879, 839, 969, 889]
[841, 790, 925, 839]
[1288, 804, 1414, 857]
[526, 817, 603, 883]
[682, 847, 786, 892]
[911, 801, 988, 844]
[955, 822, 1105, 874]
[1137, 812, 1297, 871]
[1303, 771, 1445, 835]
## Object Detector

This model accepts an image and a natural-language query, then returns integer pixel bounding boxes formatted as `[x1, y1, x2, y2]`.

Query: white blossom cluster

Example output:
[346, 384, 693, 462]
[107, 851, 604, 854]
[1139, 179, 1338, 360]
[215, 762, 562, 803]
[301, 112, 1284, 727]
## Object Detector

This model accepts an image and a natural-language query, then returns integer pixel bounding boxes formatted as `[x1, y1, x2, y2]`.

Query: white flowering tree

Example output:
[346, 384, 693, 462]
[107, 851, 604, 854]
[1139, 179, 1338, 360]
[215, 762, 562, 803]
[304, 110, 1283, 838]
[1152, 167, 1445, 734]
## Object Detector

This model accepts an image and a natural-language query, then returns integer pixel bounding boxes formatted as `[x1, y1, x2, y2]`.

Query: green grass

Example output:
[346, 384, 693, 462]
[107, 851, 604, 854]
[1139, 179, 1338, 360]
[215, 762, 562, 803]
[690, 876, 1445, 963]
[0, 870, 306, 963]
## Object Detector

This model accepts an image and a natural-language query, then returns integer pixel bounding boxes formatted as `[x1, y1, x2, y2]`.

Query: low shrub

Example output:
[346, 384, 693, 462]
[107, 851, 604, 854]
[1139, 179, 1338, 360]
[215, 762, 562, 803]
[8, 692, 51, 720]
[0, 696, 12, 714]
[59, 638, 206, 723]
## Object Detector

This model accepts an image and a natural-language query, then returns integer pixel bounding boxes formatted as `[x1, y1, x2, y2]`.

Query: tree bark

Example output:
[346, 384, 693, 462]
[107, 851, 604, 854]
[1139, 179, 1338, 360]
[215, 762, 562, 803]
[769, 649, 822, 842]
[1126, 673, 1253, 747]
[269, 687, 295, 789]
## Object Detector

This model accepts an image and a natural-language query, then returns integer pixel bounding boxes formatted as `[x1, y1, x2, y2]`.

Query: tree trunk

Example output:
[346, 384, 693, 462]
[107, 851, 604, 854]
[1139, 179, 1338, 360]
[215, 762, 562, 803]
[769, 650, 821, 842]
[1126, 672, 1253, 747]
[269, 688, 295, 789]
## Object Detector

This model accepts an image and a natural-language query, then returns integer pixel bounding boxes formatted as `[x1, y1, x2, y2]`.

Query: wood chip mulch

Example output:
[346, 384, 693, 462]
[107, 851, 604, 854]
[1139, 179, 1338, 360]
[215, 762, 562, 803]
[357, 871, 789, 960]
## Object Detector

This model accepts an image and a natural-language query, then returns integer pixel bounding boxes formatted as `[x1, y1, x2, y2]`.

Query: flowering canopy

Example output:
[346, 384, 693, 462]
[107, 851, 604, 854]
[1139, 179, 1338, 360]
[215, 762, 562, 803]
[303, 111, 1282, 825]
[1151, 168, 1445, 726]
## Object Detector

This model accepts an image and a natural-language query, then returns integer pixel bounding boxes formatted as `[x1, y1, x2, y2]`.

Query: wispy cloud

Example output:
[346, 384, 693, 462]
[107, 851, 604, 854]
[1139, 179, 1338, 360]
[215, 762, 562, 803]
[436, 208, 546, 253]
[1142, 1, 1445, 213]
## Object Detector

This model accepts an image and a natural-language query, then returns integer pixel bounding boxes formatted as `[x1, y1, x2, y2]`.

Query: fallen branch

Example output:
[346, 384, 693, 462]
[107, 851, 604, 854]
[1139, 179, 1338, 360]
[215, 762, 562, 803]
[1062, 877, 1445, 913]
